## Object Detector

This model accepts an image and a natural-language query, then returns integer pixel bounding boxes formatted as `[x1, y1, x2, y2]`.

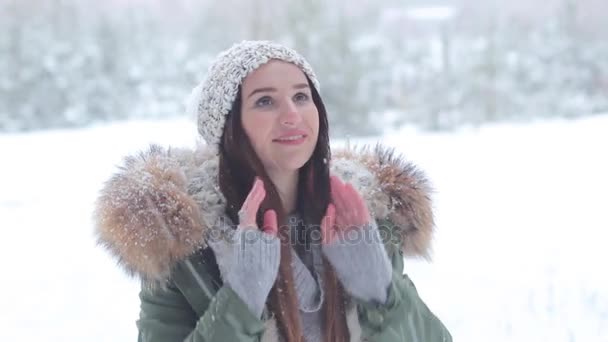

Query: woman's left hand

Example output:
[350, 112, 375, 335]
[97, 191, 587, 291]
[320, 175, 371, 245]
[320, 175, 393, 304]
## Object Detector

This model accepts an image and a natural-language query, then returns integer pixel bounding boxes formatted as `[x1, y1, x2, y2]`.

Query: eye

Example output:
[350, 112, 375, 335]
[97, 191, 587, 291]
[293, 92, 310, 103]
[255, 96, 273, 107]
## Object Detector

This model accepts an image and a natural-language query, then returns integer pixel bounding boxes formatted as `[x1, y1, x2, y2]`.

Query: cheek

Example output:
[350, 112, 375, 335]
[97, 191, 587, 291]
[242, 114, 273, 148]
[306, 108, 320, 136]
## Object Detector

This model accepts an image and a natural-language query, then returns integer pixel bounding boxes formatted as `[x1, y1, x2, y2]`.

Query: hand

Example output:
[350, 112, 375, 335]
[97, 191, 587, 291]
[321, 175, 371, 245]
[238, 177, 278, 236]
[320, 176, 392, 304]
[207, 177, 281, 317]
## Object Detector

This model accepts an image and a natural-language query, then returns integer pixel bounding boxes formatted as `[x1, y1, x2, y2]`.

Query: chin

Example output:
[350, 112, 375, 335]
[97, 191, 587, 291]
[277, 151, 314, 171]
[282, 157, 310, 171]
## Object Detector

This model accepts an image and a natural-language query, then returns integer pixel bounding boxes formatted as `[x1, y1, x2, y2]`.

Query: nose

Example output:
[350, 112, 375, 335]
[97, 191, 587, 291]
[280, 99, 302, 126]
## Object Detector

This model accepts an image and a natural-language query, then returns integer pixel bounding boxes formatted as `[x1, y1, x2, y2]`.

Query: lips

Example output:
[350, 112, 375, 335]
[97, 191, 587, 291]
[272, 129, 308, 142]
[274, 134, 306, 142]
[273, 130, 308, 145]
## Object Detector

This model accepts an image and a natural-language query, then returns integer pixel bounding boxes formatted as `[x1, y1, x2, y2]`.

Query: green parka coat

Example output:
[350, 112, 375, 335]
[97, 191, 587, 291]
[95, 144, 452, 342]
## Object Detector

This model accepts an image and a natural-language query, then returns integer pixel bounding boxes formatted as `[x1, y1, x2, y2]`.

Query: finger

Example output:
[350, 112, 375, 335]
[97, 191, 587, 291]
[245, 177, 261, 201]
[353, 184, 371, 223]
[330, 176, 348, 222]
[249, 179, 266, 214]
[344, 182, 369, 225]
[251, 178, 267, 205]
[337, 180, 359, 229]
[329, 175, 344, 199]
[321, 203, 335, 244]
[331, 177, 363, 230]
[240, 178, 264, 227]
[320, 203, 337, 244]
[262, 209, 278, 236]
[240, 178, 259, 213]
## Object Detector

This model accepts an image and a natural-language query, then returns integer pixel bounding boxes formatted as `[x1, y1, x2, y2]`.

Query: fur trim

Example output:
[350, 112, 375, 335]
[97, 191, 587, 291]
[94, 143, 434, 282]
[333, 144, 434, 259]
[94, 145, 207, 282]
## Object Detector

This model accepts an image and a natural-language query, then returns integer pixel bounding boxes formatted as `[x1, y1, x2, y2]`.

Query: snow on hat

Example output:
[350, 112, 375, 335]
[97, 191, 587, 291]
[186, 40, 321, 150]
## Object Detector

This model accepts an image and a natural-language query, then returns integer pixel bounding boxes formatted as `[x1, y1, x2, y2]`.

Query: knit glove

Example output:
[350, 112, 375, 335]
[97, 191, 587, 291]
[208, 178, 280, 317]
[322, 221, 392, 303]
[320, 176, 392, 304]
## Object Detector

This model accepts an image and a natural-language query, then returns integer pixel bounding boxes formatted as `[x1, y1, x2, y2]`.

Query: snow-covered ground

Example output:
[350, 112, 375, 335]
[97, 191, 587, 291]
[0, 115, 606, 341]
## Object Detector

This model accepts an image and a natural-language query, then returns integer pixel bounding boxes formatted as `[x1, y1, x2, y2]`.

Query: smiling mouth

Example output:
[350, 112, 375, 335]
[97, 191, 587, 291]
[273, 134, 306, 142]
[272, 134, 308, 145]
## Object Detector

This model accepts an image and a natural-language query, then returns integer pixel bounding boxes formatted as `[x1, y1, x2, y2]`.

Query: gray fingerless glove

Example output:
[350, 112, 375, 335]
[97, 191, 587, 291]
[208, 220, 281, 317]
[322, 221, 392, 304]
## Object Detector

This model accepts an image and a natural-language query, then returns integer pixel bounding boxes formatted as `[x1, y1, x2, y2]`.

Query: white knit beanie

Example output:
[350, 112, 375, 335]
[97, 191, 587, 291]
[186, 40, 321, 150]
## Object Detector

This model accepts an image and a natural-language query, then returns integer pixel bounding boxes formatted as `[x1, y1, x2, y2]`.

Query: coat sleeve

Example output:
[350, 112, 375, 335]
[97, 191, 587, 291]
[355, 219, 453, 342]
[136, 270, 266, 341]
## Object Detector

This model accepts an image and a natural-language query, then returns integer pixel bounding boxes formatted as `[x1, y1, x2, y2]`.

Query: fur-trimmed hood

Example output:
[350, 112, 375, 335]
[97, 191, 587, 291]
[94, 143, 434, 283]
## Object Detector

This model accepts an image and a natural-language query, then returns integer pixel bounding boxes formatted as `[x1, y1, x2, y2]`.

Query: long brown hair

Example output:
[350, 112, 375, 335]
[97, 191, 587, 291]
[218, 78, 349, 342]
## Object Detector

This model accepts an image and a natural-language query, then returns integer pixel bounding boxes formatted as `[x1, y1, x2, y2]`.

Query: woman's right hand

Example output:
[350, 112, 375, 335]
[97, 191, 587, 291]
[208, 177, 281, 317]
[237, 177, 278, 235]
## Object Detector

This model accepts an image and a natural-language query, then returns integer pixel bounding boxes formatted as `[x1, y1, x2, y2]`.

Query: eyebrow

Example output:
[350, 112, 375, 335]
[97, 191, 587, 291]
[247, 83, 310, 99]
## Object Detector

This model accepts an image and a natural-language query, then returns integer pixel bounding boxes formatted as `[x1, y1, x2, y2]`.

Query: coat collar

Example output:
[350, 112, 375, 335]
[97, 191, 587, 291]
[94, 143, 435, 283]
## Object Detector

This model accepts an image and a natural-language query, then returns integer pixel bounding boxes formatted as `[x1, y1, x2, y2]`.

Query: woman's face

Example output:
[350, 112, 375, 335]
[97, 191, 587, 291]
[240, 60, 319, 175]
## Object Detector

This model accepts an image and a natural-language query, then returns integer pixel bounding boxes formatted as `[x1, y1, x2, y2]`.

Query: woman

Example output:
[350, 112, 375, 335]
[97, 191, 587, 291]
[95, 40, 452, 342]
